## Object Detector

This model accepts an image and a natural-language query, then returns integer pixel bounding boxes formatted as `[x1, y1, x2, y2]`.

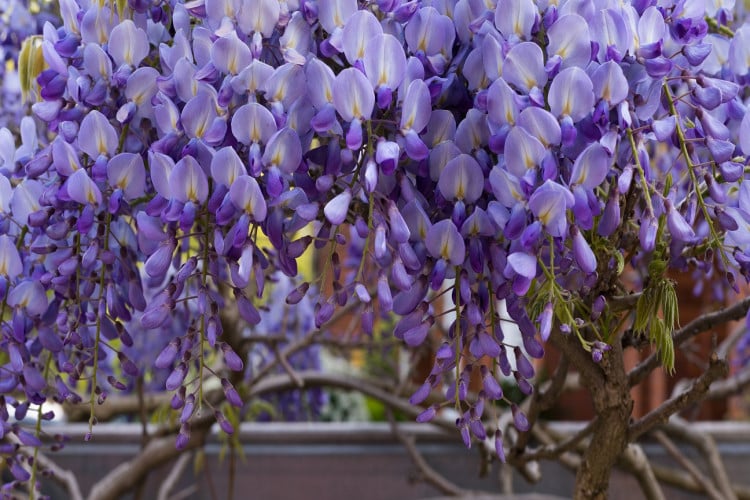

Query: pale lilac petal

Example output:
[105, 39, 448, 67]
[487, 78, 520, 126]
[571, 227, 597, 274]
[109, 19, 149, 67]
[363, 34, 407, 91]
[438, 154, 484, 204]
[503, 42, 547, 92]
[0, 235, 22, 279]
[740, 112, 750, 156]
[232, 102, 277, 145]
[262, 127, 302, 174]
[495, 0, 537, 40]
[507, 252, 537, 279]
[170, 156, 208, 203]
[318, 0, 358, 33]
[400, 79, 431, 133]
[547, 14, 591, 69]
[211, 30, 253, 75]
[125, 67, 159, 106]
[238, 0, 280, 37]
[67, 169, 102, 205]
[230, 175, 267, 221]
[8, 280, 48, 316]
[591, 61, 629, 105]
[83, 42, 112, 79]
[569, 143, 611, 190]
[504, 126, 546, 177]
[425, 219, 465, 266]
[482, 35, 504, 81]
[324, 190, 352, 225]
[342, 10, 383, 65]
[333, 68, 374, 121]
[211, 147, 246, 186]
[149, 151, 174, 199]
[78, 110, 118, 158]
[517, 107, 561, 147]
[528, 180, 573, 237]
[107, 153, 146, 200]
[10, 180, 43, 225]
[549, 67, 594, 121]
[305, 58, 336, 108]
[182, 91, 219, 140]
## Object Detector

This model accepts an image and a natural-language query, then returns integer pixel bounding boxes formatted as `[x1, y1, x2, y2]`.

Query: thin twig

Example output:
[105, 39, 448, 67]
[519, 419, 597, 465]
[650, 463, 750, 499]
[705, 369, 750, 399]
[388, 414, 469, 497]
[157, 452, 193, 500]
[629, 353, 728, 440]
[629, 297, 750, 386]
[529, 425, 582, 471]
[662, 418, 738, 500]
[273, 345, 304, 388]
[653, 430, 723, 500]
[618, 443, 666, 500]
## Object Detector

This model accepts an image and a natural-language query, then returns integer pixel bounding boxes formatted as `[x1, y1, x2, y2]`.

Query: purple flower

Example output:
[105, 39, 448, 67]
[425, 219, 465, 266]
[528, 180, 574, 238]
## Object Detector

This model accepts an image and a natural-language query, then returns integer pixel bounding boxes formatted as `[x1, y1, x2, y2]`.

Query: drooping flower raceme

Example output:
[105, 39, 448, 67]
[2, 0, 750, 488]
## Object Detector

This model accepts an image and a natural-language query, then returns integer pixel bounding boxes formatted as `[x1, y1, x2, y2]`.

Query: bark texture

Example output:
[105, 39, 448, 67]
[552, 332, 633, 500]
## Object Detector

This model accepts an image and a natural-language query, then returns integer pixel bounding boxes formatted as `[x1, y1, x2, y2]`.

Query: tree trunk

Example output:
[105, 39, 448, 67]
[552, 333, 633, 499]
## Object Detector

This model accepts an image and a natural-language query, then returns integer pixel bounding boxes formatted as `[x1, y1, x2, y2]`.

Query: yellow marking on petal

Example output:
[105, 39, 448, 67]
[456, 180, 465, 200]
[97, 133, 108, 155]
[562, 99, 571, 117]
[440, 241, 450, 260]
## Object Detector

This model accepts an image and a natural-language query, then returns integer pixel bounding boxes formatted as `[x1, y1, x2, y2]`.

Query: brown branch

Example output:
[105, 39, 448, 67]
[653, 430, 724, 500]
[517, 419, 596, 466]
[662, 419, 738, 500]
[87, 414, 214, 500]
[705, 369, 750, 399]
[629, 297, 750, 386]
[650, 464, 750, 500]
[617, 443, 666, 500]
[629, 354, 728, 440]
[273, 345, 304, 388]
[157, 451, 193, 500]
[529, 425, 582, 471]
[64, 392, 172, 422]
[388, 415, 469, 497]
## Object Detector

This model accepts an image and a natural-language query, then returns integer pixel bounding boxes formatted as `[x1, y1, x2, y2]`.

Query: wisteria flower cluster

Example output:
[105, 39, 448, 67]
[2, 0, 750, 491]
